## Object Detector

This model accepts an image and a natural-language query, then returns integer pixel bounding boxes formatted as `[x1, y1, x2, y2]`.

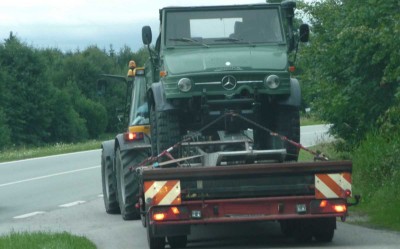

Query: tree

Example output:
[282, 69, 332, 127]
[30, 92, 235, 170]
[298, 0, 400, 146]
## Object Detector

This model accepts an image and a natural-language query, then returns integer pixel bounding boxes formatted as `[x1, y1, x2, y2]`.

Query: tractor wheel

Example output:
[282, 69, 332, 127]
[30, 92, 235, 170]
[101, 149, 120, 214]
[150, 104, 158, 157]
[276, 106, 300, 161]
[116, 148, 145, 220]
[147, 215, 166, 249]
[150, 104, 181, 163]
[313, 218, 335, 242]
[167, 235, 187, 248]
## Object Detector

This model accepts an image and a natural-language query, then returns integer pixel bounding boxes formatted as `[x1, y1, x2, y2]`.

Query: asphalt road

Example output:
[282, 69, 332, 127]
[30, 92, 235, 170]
[1, 125, 399, 249]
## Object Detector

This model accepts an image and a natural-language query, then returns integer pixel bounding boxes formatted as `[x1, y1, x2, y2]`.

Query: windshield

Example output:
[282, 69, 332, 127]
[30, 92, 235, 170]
[130, 76, 149, 126]
[165, 8, 283, 47]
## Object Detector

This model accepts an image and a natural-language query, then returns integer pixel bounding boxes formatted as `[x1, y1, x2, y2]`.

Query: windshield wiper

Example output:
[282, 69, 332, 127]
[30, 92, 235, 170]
[214, 38, 241, 42]
[213, 38, 254, 46]
[169, 37, 209, 48]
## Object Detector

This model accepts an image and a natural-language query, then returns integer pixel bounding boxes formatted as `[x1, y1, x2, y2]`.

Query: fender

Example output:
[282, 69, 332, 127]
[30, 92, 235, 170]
[278, 78, 301, 107]
[115, 133, 152, 152]
[101, 140, 115, 167]
[148, 82, 175, 112]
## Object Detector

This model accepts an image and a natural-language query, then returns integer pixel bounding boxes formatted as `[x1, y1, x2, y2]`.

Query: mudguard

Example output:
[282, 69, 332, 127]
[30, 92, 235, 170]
[101, 140, 115, 166]
[149, 82, 175, 112]
[115, 133, 152, 152]
[279, 78, 301, 107]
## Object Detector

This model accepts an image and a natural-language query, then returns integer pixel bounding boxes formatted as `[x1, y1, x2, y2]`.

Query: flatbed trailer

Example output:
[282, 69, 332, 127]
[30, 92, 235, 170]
[137, 151, 355, 249]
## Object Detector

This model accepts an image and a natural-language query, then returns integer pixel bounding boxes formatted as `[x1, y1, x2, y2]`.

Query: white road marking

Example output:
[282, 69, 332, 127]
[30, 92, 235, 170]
[0, 165, 100, 188]
[98, 194, 103, 198]
[59, 200, 86, 208]
[13, 211, 45, 219]
[0, 149, 101, 166]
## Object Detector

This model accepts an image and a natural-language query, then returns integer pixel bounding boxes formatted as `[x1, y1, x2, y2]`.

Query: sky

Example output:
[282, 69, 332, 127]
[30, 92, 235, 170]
[0, 0, 265, 52]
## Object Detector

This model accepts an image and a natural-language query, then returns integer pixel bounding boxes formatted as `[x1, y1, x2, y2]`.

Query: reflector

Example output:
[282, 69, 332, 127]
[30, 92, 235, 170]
[171, 207, 180, 215]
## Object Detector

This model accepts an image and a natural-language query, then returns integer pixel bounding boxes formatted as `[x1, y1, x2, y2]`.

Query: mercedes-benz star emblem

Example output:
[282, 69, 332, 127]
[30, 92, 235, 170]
[221, 75, 237, 90]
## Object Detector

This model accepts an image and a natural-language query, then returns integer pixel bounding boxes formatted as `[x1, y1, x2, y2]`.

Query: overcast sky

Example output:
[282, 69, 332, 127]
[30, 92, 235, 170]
[0, 0, 265, 52]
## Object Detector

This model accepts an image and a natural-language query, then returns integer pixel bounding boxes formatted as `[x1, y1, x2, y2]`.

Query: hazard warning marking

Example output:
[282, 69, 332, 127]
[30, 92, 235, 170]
[315, 173, 352, 199]
[144, 180, 181, 206]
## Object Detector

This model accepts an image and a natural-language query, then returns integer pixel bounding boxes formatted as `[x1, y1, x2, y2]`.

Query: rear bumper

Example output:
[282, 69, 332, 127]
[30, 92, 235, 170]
[148, 195, 348, 237]
[149, 195, 348, 225]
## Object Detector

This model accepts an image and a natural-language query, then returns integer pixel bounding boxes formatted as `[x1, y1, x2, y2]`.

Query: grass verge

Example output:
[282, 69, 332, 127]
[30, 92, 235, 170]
[0, 231, 96, 249]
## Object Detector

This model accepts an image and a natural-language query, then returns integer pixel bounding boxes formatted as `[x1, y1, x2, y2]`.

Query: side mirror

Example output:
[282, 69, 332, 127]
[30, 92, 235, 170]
[142, 26, 152, 45]
[299, 24, 310, 43]
[97, 79, 107, 96]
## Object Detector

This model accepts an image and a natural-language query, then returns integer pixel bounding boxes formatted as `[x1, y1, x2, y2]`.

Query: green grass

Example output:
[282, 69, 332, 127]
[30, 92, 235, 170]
[298, 141, 350, 162]
[350, 132, 400, 231]
[0, 231, 96, 249]
[300, 115, 324, 126]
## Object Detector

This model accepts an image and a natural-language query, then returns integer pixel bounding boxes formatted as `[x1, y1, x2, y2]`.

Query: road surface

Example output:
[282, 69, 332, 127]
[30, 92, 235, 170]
[1, 125, 399, 249]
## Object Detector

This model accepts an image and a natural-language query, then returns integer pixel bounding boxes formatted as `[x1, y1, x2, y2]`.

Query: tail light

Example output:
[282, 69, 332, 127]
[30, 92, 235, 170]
[151, 206, 189, 222]
[124, 132, 144, 142]
[311, 199, 348, 214]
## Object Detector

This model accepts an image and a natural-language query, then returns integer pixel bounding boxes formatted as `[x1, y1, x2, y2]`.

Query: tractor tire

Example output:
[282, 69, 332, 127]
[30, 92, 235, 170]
[101, 149, 120, 214]
[167, 235, 187, 248]
[116, 148, 145, 220]
[150, 104, 158, 157]
[276, 106, 300, 161]
[147, 215, 166, 249]
[150, 104, 181, 162]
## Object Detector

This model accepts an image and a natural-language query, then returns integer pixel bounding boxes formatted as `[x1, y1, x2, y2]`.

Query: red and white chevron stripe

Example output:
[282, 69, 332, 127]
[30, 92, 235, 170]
[315, 173, 352, 199]
[144, 180, 181, 206]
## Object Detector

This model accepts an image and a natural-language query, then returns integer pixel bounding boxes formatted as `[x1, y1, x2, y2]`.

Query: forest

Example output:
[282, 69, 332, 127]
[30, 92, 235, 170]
[0, 0, 399, 227]
[0, 33, 148, 148]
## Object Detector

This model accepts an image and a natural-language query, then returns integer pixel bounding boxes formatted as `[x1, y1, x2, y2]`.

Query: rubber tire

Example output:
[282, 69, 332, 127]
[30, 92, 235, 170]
[147, 215, 166, 249]
[101, 149, 120, 214]
[293, 220, 313, 243]
[150, 104, 181, 162]
[280, 220, 295, 237]
[313, 218, 335, 242]
[150, 104, 158, 157]
[116, 148, 144, 220]
[167, 235, 187, 249]
[276, 106, 300, 161]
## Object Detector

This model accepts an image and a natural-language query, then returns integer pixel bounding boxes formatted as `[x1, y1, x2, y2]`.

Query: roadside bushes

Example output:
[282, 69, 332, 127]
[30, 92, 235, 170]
[352, 109, 400, 230]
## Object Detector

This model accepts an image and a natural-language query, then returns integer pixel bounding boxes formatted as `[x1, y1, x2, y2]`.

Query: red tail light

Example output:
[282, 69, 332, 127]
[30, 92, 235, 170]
[311, 199, 348, 214]
[124, 132, 144, 142]
[151, 206, 189, 222]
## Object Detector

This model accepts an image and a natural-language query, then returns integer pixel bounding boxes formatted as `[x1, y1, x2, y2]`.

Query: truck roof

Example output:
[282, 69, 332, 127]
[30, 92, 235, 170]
[158, 3, 282, 20]
[160, 3, 280, 12]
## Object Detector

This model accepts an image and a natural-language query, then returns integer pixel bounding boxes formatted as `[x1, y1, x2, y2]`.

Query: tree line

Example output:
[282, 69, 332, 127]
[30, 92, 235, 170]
[298, 0, 399, 147]
[0, 33, 148, 149]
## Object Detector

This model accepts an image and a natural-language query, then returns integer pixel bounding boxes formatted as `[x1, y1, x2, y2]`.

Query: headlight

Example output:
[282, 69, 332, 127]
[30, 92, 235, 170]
[178, 78, 192, 92]
[264, 75, 280, 89]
